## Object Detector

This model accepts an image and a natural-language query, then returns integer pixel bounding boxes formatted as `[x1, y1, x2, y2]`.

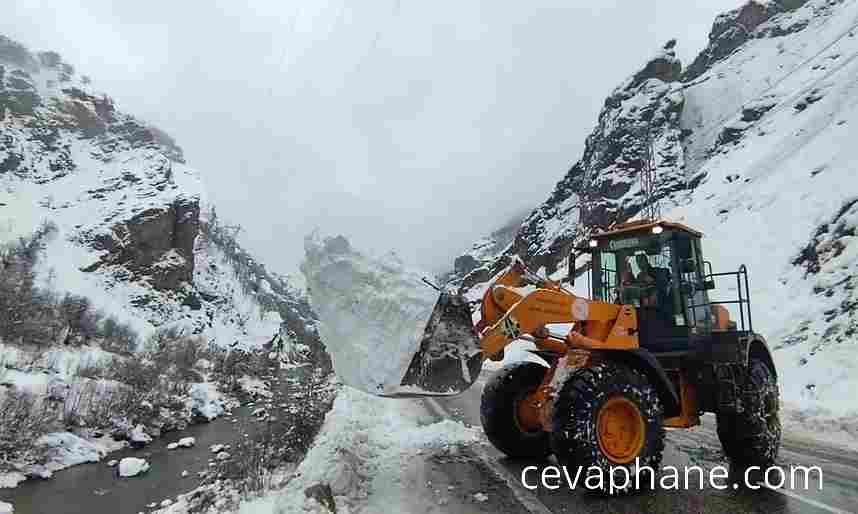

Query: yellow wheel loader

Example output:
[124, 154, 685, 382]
[392, 219, 781, 493]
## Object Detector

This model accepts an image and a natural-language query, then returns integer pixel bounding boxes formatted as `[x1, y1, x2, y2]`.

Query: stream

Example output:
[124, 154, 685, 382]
[0, 365, 315, 514]
[0, 404, 264, 514]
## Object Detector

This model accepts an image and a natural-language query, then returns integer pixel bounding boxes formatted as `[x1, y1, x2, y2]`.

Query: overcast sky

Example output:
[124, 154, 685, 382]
[2, 0, 744, 274]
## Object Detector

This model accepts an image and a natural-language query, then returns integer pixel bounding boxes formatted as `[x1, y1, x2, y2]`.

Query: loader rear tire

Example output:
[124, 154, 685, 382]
[480, 361, 551, 459]
[716, 358, 781, 471]
[550, 361, 665, 495]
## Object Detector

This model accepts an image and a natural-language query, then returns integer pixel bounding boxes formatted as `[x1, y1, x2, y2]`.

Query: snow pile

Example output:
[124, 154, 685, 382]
[129, 424, 152, 446]
[30, 432, 109, 477]
[118, 457, 150, 478]
[238, 388, 479, 514]
[237, 376, 272, 399]
[0, 342, 116, 377]
[301, 234, 439, 395]
[187, 382, 226, 421]
[0, 501, 12, 514]
[0, 473, 26, 489]
[177, 437, 196, 448]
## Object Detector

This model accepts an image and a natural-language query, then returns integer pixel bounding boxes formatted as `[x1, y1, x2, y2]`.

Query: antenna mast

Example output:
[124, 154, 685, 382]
[640, 131, 661, 222]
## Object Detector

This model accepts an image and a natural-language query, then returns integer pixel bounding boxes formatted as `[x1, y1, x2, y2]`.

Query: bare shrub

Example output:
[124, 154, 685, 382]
[108, 357, 159, 391]
[0, 390, 54, 462]
[279, 367, 334, 462]
[145, 327, 205, 381]
[215, 417, 276, 495]
[60, 378, 101, 428]
[74, 356, 112, 380]
[212, 366, 335, 498]
[99, 317, 138, 355]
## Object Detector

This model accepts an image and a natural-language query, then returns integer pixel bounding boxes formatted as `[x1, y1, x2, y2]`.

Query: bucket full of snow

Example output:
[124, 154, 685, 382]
[301, 234, 483, 397]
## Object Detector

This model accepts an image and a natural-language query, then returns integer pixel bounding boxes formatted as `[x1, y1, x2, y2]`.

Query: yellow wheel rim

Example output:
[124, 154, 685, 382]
[596, 396, 646, 464]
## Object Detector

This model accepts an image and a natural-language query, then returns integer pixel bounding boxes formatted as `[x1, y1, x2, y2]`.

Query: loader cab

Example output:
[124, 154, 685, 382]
[587, 221, 713, 352]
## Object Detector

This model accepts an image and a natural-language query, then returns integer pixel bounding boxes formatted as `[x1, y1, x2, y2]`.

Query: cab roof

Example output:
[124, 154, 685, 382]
[591, 220, 703, 239]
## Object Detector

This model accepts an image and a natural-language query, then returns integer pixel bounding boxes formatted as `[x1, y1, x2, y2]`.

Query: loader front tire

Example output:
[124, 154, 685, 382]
[550, 361, 665, 495]
[716, 358, 781, 470]
[480, 361, 551, 459]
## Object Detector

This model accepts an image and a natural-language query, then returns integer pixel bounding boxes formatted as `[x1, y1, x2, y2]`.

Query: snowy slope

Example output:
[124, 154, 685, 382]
[666, 0, 858, 421]
[454, 0, 858, 431]
[0, 34, 324, 354]
[234, 388, 478, 514]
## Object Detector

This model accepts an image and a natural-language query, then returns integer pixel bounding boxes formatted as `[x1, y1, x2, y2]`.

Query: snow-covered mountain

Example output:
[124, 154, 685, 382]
[442, 208, 528, 291]
[0, 34, 327, 364]
[452, 0, 858, 430]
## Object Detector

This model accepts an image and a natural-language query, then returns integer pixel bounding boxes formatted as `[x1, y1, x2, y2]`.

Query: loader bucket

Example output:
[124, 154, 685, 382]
[382, 292, 484, 398]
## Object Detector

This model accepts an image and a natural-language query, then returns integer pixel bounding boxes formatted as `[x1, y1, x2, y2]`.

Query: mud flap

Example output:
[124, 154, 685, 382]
[382, 292, 484, 397]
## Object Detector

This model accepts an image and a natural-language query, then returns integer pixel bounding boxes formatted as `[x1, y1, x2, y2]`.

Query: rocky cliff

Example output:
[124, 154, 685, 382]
[452, 0, 832, 291]
[0, 34, 329, 367]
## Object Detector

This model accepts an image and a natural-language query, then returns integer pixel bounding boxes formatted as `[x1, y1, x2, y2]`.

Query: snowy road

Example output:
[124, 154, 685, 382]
[424, 370, 858, 514]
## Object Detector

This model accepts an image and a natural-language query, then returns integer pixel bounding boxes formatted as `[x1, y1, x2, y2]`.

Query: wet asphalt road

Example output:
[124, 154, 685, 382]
[421, 370, 858, 514]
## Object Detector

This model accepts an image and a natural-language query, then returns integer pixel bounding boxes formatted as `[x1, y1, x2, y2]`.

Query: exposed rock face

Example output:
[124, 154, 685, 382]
[789, 198, 858, 347]
[0, 34, 333, 368]
[684, 0, 812, 81]
[507, 40, 687, 276]
[87, 195, 200, 290]
[444, 209, 528, 290]
[453, 254, 480, 276]
[450, 0, 839, 295]
[1, 37, 195, 295]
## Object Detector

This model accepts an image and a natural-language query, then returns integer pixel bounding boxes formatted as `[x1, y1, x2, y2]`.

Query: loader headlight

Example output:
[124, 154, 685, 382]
[651, 225, 663, 235]
[589, 239, 598, 248]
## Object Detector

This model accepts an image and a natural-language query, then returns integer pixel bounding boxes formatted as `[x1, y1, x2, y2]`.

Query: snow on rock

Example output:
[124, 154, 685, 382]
[0, 472, 26, 489]
[167, 443, 179, 450]
[662, 0, 858, 426]
[118, 457, 150, 478]
[301, 233, 439, 395]
[237, 376, 272, 399]
[177, 437, 195, 448]
[238, 387, 478, 514]
[33, 432, 107, 476]
[187, 382, 225, 421]
[0, 33, 323, 360]
[107, 459, 118, 467]
[0, 501, 12, 514]
[209, 444, 226, 454]
[129, 425, 152, 447]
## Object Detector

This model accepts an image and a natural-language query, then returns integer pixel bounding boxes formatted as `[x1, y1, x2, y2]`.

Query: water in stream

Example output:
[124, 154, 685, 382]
[0, 403, 264, 514]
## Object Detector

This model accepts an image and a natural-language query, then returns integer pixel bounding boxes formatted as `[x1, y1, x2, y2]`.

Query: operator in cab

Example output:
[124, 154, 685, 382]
[620, 252, 669, 308]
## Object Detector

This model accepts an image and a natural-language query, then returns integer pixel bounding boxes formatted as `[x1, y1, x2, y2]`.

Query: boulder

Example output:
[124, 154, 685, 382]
[129, 425, 152, 449]
[304, 483, 336, 513]
[118, 457, 150, 478]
